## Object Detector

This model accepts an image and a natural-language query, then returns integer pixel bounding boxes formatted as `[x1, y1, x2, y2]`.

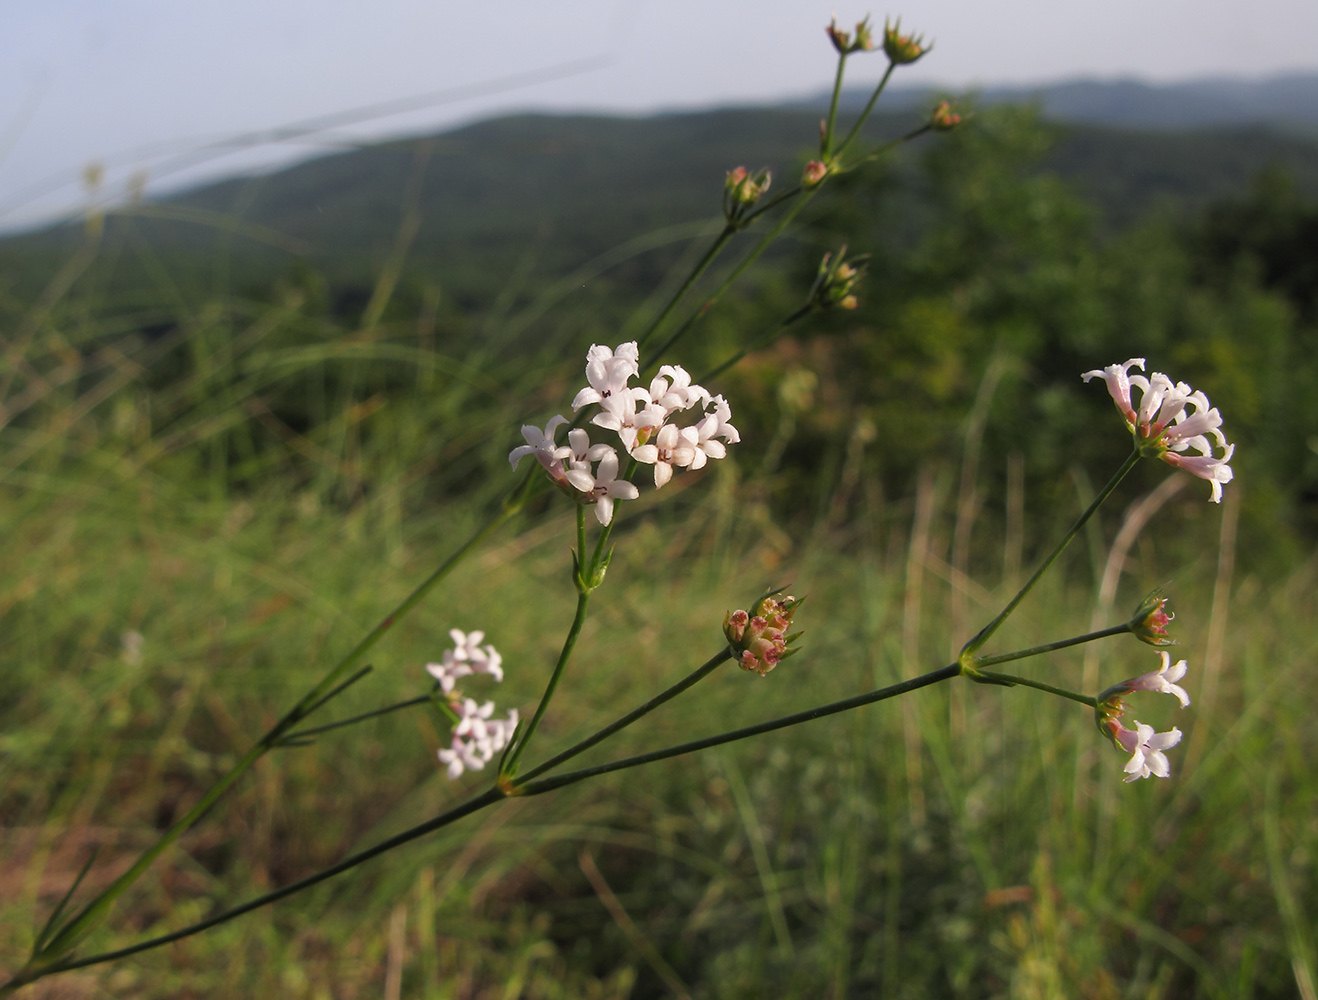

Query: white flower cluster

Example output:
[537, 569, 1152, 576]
[509, 342, 739, 525]
[425, 630, 518, 779]
[1083, 358, 1235, 502]
[1098, 650, 1192, 783]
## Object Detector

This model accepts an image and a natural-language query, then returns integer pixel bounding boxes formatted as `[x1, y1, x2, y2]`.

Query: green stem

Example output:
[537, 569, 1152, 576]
[518, 647, 733, 785]
[697, 303, 816, 384]
[278, 694, 433, 744]
[822, 53, 850, 159]
[32, 482, 530, 964]
[9, 659, 960, 989]
[634, 226, 736, 352]
[961, 449, 1142, 658]
[971, 670, 1097, 708]
[641, 192, 819, 371]
[513, 663, 962, 797]
[834, 63, 896, 160]
[501, 588, 592, 776]
[6, 788, 506, 990]
[970, 623, 1132, 669]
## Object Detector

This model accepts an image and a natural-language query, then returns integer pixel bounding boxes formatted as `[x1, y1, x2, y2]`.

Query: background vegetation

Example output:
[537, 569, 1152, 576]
[2, 90, 1316, 997]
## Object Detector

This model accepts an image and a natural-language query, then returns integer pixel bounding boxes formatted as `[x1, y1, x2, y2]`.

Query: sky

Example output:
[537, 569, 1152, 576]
[2, 0, 1316, 232]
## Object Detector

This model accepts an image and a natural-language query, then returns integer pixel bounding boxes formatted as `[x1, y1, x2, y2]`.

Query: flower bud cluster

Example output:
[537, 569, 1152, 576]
[723, 594, 803, 676]
[931, 100, 963, 131]
[1082, 358, 1235, 502]
[724, 166, 771, 226]
[1094, 649, 1191, 782]
[809, 246, 868, 311]
[883, 18, 931, 65]
[826, 15, 875, 55]
[509, 343, 740, 523]
[426, 630, 518, 779]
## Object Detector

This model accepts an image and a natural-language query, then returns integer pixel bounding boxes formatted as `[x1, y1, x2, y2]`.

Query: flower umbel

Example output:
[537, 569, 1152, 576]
[1082, 358, 1235, 502]
[426, 632, 517, 779]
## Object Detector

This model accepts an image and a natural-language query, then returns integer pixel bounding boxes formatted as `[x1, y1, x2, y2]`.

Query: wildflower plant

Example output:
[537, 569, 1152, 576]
[2, 15, 1234, 997]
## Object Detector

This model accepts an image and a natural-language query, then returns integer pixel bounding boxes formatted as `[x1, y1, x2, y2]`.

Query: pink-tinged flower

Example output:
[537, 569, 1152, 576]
[508, 415, 571, 478]
[1082, 359, 1235, 502]
[802, 160, 829, 188]
[1161, 445, 1235, 504]
[1124, 650, 1191, 708]
[1082, 358, 1145, 425]
[1112, 719, 1183, 782]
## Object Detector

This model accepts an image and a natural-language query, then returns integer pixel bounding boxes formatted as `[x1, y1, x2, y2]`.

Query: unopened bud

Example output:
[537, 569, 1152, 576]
[883, 18, 930, 65]
[931, 100, 962, 131]
[826, 15, 875, 54]
[810, 244, 869, 310]
[1129, 589, 1175, 647]
[724, 594, 804, 676]
[802, 159, 829, 188]
[723, 166, 771, 224]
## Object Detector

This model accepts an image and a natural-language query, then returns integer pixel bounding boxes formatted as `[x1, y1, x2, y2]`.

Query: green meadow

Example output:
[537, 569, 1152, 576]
[2, 98, 1317, 998]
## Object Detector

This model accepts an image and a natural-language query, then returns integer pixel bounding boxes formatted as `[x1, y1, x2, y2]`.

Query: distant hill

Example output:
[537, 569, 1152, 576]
[4, 91, 1318, 309]
[858, 73, 1318, 133]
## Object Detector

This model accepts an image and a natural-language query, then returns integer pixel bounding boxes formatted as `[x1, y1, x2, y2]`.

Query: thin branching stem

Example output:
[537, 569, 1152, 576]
[9, 789, 507, 988]
[518, 647, 733, 784]
[513, 663, 962, 796]
[634, 226, 736, 352]
[278, 694, 433, 744]
[971, 670, 1098, 708]
[970, 624, 1133, 669]
[961, 450, 1143, 658]
[502, 585, 592, 776]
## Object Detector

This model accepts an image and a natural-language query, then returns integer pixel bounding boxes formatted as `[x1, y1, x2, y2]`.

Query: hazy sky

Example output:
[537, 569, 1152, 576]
[2, 0, 1316, 231]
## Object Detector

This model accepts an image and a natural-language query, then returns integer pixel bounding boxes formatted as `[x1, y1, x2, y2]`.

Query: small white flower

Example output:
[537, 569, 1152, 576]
[1114, 720, 1183, 782]
[631, 423, 698, 488]
[572, 342, 641, 411]
[1125, 650, 1192, 708]
[642, 365, 710, 416]
[438, 735, 488, 779]
[564, 427, 616, 476]
[564, 445, 639, 524]
[508, 415, 570, 477]
[425, 657, 471, 694]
